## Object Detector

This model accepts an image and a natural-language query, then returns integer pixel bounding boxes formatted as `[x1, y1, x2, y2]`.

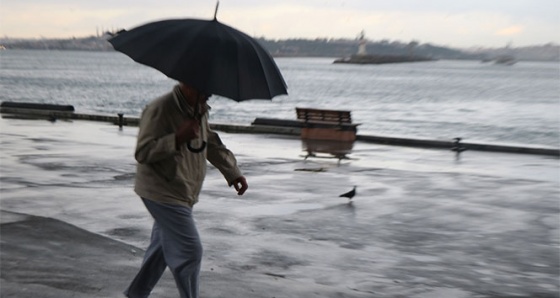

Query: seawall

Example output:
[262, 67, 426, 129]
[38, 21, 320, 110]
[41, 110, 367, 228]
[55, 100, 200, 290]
[1, 103, 558, 157]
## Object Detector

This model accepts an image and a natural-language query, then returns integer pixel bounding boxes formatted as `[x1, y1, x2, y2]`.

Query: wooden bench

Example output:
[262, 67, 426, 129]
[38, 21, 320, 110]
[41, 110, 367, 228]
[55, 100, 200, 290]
[296, 107, 358, 142]
[296, 107, 359, 161]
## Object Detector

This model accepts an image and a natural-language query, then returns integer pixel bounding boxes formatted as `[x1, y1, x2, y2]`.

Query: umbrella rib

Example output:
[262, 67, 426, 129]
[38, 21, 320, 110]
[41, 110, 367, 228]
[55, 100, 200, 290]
[243, 35, 288, 99]
[226, 25, 285, 100]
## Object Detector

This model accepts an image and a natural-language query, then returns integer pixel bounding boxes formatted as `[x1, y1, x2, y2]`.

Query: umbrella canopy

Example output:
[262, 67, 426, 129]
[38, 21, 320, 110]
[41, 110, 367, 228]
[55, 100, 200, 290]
[108, 18, 287, 101]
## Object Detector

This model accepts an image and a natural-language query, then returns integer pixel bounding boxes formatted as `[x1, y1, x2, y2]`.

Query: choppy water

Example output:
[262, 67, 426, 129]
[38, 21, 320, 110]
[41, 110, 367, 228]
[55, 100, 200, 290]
[1, 50, 558, 148]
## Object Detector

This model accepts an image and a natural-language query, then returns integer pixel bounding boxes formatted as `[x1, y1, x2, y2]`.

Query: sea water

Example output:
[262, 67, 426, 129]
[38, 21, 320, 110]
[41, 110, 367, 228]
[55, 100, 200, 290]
[1, 50, 558, 148]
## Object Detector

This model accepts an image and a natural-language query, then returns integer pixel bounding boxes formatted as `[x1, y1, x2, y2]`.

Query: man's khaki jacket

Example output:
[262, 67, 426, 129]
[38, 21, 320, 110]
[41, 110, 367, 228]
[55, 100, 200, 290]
[134, 85, 242, 207]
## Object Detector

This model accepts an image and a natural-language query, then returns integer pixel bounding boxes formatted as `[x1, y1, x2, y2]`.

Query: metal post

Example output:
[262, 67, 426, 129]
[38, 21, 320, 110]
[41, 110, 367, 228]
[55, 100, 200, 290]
[117, 113, 124, 128]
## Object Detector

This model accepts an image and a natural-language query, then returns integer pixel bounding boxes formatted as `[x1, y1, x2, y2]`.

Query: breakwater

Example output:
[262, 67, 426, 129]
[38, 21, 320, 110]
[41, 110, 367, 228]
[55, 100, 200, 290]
[333, 54, 435, 64]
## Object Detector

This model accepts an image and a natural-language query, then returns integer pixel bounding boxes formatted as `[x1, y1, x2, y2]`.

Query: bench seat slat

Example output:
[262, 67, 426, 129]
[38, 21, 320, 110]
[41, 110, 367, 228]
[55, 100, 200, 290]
[296, 108, 353, 124]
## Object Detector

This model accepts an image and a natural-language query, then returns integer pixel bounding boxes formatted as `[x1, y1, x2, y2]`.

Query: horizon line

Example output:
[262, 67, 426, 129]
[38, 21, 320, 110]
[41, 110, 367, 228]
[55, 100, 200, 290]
[0, 34, 558, 50]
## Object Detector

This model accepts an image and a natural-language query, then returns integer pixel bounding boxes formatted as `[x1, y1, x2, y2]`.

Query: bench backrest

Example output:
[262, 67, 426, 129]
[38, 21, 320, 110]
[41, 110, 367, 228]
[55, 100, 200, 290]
[296, 108, 352, 124]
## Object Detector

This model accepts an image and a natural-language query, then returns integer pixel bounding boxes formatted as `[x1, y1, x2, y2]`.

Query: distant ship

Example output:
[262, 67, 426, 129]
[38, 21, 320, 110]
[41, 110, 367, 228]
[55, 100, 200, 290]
[333, 31, 435, 65]
[494, 55, 517, 65]
[480, 55, 517, 66]
[481, 42, 517, 65]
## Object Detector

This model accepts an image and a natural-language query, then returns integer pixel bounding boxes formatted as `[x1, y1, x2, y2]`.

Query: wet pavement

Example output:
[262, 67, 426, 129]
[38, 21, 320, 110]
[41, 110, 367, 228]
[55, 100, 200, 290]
[0, 117, 559, 298]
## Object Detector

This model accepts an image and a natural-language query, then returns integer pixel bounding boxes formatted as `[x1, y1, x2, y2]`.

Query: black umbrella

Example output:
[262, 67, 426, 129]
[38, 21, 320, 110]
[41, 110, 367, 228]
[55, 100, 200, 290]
[108, 10, 287, 101]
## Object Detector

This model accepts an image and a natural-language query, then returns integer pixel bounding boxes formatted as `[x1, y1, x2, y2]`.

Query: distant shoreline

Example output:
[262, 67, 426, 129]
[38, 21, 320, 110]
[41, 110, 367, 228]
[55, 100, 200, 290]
[1, 36, 558, 62]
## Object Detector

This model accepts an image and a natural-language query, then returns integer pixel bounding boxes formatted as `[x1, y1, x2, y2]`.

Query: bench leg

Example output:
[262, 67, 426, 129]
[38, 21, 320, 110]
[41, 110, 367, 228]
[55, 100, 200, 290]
[304, 150, 316, 160]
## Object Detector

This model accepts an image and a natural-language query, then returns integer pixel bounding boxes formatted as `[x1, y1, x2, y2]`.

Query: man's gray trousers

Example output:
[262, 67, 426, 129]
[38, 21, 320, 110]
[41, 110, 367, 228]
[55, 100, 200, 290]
[124, 198, 202, 298]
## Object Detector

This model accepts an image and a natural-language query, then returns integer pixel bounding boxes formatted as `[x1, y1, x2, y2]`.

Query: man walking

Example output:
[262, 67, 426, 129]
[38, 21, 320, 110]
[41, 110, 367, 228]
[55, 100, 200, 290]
[124, 82, 248, 298]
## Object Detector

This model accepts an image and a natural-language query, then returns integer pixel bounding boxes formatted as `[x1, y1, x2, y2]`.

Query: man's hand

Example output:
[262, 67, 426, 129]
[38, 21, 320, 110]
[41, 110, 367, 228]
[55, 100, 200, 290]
[231, 176, 248, 196]
[175, 119, 200, 148]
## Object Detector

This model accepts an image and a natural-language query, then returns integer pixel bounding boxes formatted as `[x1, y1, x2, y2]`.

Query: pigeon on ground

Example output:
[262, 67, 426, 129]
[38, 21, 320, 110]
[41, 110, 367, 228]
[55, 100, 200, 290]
[339, 186, 357, 200]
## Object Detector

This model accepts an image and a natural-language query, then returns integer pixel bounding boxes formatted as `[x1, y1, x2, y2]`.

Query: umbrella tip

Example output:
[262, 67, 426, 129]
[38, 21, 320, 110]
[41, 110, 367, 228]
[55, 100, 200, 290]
[213, 1, 220, 20]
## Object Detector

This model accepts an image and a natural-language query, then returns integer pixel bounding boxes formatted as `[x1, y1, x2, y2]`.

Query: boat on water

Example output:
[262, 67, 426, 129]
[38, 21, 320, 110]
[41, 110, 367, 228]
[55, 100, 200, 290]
[481, 55, 517, 65]
[493, 55, 517, 65]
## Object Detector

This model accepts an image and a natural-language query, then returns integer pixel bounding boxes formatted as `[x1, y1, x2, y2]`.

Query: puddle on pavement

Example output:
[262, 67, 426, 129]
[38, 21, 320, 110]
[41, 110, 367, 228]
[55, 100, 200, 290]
[239, 203, 324, 216]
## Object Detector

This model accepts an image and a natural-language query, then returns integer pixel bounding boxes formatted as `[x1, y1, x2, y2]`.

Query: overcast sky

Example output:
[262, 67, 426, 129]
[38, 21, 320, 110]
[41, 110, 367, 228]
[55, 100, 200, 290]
[1, 0, 558, 48]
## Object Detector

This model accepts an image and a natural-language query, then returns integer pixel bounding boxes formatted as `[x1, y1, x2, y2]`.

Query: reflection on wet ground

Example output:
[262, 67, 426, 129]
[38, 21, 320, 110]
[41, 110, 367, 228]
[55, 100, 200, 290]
[1, 117, 559, 297]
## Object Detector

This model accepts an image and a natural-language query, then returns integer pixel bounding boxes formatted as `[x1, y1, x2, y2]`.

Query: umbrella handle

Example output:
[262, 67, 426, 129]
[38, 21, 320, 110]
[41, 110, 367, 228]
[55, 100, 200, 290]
[187, 141, 207, 153]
